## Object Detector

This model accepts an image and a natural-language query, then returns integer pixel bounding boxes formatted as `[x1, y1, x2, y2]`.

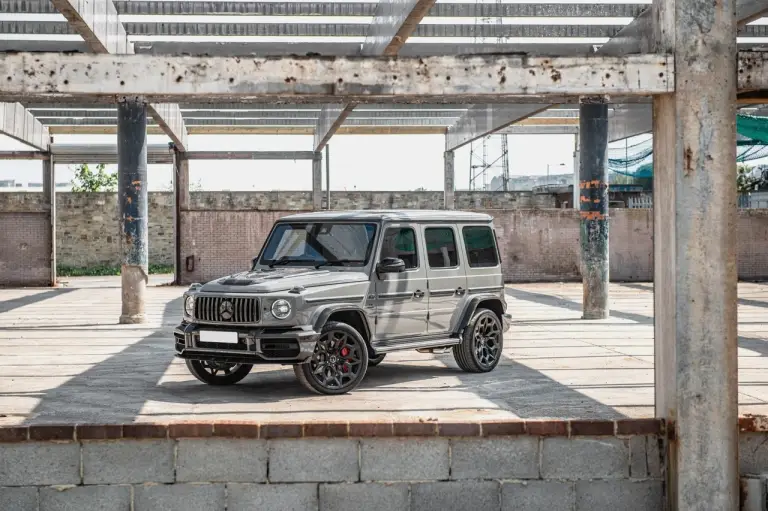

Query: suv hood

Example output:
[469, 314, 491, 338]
[198, 267, 369, 294]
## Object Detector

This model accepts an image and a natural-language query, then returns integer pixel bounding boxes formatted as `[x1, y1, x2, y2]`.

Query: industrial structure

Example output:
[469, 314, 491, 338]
[1, 0, 768, 508]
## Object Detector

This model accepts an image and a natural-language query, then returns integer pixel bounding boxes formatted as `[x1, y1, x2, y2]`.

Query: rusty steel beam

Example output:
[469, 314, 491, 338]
[0, 151, 49, 160]
[0, 53, 674, 103]
[362, 0, 437, 57]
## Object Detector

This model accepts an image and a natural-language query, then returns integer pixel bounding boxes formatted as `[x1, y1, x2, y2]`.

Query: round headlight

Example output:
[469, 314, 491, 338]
[184, 295, 195, 317]
[271, 299, 292, 320]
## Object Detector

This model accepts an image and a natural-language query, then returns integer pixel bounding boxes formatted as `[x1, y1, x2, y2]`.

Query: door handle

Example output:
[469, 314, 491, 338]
[413, 290, 425, 299]
[456, 287, 465, 296]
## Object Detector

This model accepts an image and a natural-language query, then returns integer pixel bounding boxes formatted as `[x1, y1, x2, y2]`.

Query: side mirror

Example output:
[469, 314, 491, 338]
[376, 257, 406, 276]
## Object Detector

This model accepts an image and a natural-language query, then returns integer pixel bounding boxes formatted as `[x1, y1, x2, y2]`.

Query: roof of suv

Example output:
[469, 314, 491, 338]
[278, 210, 493, 223]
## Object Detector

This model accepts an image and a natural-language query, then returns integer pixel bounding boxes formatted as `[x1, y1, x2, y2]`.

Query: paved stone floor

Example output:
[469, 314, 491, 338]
[1, 276, 766, 425]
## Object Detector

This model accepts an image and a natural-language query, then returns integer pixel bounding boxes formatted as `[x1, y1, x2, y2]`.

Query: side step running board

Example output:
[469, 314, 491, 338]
[373, 336, 461, 354]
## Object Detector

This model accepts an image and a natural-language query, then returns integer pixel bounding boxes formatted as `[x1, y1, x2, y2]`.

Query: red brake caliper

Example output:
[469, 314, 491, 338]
[340, 347, 350, 373]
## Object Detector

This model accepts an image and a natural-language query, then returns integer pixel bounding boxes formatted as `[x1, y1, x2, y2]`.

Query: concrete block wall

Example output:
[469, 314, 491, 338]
[0, 419, 666, 511]
[0, 193, 50, 286]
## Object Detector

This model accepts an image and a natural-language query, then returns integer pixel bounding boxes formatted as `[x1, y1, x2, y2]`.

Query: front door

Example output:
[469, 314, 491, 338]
[373, 224, 428, 340]
[422, 225, 467, 334]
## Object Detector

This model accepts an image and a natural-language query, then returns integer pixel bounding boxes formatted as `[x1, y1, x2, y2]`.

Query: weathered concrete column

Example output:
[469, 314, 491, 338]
[42, 151, 56, 287]
[117, 97, 148, 324]
[312, 151, 323, 210]
[674, 0, 738, 502]
[572, 133, 580, 209]
[172, 148, 189, 286]
[651, 0, 677, 506]
[578, 97, 609, 319]
[444, 150, 455, 210]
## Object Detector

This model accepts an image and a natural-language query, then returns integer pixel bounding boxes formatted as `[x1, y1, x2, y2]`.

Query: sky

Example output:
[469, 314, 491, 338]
[0, 132, 579, 191]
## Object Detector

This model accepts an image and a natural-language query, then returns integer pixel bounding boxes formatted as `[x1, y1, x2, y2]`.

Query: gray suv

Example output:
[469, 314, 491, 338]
[174, 210, 511, 395]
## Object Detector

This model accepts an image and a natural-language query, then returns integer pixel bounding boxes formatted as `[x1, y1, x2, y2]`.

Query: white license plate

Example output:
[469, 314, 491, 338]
[199, 330, 239, 344]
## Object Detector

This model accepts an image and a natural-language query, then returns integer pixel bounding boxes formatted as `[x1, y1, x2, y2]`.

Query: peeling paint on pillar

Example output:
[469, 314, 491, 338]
[579, 97, 609, 320]
[118, 96, 148, 324]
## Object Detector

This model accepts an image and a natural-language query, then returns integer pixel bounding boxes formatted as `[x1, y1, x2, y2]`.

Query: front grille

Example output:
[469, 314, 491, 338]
[195, 295, 260, 324]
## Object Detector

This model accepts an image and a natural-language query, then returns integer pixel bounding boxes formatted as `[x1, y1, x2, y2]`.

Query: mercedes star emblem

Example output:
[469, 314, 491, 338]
[219, 300, 234, 320]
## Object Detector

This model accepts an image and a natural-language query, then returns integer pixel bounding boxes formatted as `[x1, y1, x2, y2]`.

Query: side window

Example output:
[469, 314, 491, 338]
[462, 226, 499, 268]
[380, 227, 418, 269]
[424, 227, 459, 268]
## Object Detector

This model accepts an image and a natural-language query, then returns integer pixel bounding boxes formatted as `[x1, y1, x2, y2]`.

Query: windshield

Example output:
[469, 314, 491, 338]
[258, 222, 378, 268]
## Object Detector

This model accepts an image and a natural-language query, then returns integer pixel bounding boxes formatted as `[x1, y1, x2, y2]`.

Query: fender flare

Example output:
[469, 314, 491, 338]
[310, 304, 373, 341]
[454, 294, 505, 335]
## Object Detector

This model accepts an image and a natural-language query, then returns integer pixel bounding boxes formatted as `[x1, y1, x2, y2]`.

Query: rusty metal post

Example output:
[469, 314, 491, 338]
[312, 151, 322, 210]
[572, 133, 580, 209]
[172, 148, 189, 286]
[117, 96, 148, 324]
[42, 148, 57, 287]
[444, 150, 455, 210]
[325, 144, 331, 210]
[674, 0, 738, 502]
[578, 97, 609, 319]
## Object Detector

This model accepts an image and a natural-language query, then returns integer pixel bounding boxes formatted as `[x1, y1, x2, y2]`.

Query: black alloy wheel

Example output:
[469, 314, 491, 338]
[186, 359, 253, 385]
[294, 321, 369, 395]
[453, 308, 503, 373]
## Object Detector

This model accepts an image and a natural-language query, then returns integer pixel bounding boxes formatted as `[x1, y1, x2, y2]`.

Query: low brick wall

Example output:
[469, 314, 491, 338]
[0, 419, 665, 511]
[0, 194, 50, 286]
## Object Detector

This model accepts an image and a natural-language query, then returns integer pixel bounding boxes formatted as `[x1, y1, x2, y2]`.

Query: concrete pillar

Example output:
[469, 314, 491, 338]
[325, 144, 331, 210]
[578, 97, 609, 320]
[572, 133, 580, 209]
[651, 0, 677, 507]
[312, 151, 322, 211]
[117, 97, 148, 324]
[674, 0, 738, 502]
[444, 150, 455, 210]
[42, 151, 56, 287]
[173, 148, 189, 286]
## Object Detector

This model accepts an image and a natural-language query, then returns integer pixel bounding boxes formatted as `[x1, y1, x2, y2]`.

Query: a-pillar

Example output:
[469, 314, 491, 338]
[42, 147, 56, 287]
[673, 0, 738, 502]
[173, 147, 189, 286]
[444, 150, 455, 210]
[117, 97, 148, 324]
[312, 151, 323, 210]
[578, 97, 609, 319]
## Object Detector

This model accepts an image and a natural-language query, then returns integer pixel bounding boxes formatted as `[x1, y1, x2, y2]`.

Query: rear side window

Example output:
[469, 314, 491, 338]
[380, 227, 418, 269]
[462, 226, 499, 268]
[425, 228, 459, 268]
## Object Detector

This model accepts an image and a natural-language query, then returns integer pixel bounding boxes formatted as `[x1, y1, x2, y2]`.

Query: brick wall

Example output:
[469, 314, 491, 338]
[180, 210, 287, 284]
[1, 191, 767, 285]
[0, 194, 50, 286]
[0, 419, 666, 511]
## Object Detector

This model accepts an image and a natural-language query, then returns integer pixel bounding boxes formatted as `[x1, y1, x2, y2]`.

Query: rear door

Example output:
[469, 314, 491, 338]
[373, 224, 428, 340]
[422, 224, 467, 334]
[461, 223, 504, 293]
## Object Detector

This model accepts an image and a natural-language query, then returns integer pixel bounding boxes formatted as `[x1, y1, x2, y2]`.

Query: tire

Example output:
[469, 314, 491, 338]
[186, 359, 253, 385]
[294, 321, 369, 395]
[453, 308, 504, 373]
[368, 354, 386, 367]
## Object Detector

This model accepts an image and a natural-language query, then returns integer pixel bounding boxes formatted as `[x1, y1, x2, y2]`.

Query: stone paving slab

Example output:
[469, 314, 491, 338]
[0, 277, 767, 425]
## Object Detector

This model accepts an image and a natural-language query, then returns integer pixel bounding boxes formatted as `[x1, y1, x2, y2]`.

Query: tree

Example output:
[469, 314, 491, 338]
[70, 163, 118, 192]
[737, 163, 759, 193]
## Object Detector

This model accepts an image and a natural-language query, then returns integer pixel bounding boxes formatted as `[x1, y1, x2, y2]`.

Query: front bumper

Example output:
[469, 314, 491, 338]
[174, 321, 319, 364]
[502, 313, 512, 332]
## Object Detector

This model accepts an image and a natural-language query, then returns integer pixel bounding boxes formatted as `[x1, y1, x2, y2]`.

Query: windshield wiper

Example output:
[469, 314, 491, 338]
[314, 259, 360, 269]
[268, 257, 317, 268]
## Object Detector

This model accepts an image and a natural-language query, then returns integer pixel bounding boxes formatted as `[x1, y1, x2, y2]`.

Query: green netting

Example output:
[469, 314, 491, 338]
[609, 114, 768, 180]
